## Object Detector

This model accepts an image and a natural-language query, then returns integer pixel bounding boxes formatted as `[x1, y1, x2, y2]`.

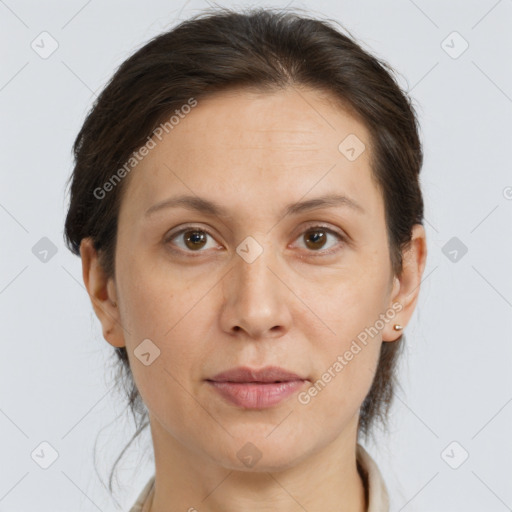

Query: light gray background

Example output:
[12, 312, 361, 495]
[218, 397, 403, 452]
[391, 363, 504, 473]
[1, 0, 511, 511]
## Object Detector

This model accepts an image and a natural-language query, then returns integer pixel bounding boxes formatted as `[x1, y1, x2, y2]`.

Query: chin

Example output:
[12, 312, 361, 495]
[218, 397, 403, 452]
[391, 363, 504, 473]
[209, 436, 311, 473]
[225, 453, 304, 473]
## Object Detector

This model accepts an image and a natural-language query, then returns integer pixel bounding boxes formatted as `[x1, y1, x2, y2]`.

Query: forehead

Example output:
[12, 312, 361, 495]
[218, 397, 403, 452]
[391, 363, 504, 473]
[119, 86, 382, 222]
[173, 86, 368, 152]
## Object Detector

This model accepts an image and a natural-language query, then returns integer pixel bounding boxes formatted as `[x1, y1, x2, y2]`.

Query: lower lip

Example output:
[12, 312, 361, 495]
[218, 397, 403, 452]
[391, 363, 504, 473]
[207, 380, 306, 409]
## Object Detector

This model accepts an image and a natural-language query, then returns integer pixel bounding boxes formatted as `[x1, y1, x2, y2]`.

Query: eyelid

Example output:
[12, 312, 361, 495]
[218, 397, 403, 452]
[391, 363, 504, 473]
[164, 222, 347, 256]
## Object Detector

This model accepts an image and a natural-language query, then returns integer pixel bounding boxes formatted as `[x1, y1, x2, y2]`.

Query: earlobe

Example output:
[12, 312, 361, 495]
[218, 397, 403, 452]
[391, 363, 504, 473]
[79, 237, 126, 348]
[383, 224, 427, 343]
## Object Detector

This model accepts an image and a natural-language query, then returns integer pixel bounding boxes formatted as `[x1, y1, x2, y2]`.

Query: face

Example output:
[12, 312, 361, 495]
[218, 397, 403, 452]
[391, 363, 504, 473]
[84, 86, 423, 472]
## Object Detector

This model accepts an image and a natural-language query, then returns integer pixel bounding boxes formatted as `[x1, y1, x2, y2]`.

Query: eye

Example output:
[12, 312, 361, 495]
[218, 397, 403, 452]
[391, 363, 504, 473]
[165, 226, 219, 255]
[164, 224, 346, 256]
[292, 225, 345, 256]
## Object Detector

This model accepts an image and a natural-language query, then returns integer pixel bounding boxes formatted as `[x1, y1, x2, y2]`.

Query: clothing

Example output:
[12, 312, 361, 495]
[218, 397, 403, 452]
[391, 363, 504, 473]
[129, 443, 389, 511]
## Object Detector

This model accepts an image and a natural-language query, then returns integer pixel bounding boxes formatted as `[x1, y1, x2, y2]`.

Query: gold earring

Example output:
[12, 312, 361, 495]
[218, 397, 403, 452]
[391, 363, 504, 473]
[393, 324, 403, 331]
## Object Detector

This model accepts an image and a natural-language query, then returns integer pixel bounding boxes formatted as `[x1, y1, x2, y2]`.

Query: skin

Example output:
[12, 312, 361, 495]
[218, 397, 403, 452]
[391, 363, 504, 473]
[80, 85, 427, 512]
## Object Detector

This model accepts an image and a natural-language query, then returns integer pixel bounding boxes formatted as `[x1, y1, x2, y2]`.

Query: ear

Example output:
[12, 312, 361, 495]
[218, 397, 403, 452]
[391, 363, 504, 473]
[382, 224, 427, 342]
[79, 237, 126, 348]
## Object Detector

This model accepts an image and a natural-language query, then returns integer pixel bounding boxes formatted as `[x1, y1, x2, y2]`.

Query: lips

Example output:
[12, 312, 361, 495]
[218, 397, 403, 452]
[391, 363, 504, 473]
[207, 365, 306, 384]
[206, 366, 308, 409]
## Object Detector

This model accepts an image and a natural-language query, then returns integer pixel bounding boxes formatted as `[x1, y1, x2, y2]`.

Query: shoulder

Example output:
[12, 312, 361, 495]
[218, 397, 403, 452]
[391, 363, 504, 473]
[356, 443, 390, 512]
[129, 475, 155, 512]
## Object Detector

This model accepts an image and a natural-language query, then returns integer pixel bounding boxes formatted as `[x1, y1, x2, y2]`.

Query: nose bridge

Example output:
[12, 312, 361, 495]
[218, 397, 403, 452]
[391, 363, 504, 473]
[220, 234, 291, 337]
[237, 236, 273, 292]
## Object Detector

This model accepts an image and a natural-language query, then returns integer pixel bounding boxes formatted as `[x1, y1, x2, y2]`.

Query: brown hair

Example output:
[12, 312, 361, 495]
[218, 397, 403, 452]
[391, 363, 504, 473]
[64, 5, 423, 494]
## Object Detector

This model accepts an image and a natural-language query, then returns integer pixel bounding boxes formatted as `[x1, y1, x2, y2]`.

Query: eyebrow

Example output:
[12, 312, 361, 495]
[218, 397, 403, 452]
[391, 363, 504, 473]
[144, 193, 365, 219]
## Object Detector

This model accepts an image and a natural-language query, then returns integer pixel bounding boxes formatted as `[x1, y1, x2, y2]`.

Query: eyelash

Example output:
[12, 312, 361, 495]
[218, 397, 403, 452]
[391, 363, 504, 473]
[164, 224, 346, 258]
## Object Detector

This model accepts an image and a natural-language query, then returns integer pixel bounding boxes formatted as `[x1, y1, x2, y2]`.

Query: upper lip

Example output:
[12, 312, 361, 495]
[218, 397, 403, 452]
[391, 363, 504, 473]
[207, 366, 307, 383]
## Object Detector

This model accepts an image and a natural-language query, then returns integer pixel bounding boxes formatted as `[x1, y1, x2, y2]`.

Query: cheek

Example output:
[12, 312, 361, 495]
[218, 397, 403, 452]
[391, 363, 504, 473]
[114, 257, 203, 398]
[118, 248, 218, 346]
[304, 259, 390, 410]
[117, 248, 206, 339]
[318, 263, 391, 339]
[300, 329, 381, 433]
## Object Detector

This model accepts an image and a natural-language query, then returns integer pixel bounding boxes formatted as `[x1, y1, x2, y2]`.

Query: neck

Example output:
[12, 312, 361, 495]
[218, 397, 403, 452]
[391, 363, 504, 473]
[146, 415, 367, 512]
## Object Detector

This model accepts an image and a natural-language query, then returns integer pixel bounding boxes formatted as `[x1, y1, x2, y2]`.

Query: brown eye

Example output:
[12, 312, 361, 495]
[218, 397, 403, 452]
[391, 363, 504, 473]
[166, 224, 345, 257]
[166, 227, 218, 253]
[304, 229, 327, 250]
[183, 230, 208, 250]
[294, 225, 345, 255]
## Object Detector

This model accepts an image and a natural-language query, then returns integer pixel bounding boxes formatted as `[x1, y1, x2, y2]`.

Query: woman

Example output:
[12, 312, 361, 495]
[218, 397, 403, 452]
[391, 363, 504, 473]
[64, 7, 427, 511]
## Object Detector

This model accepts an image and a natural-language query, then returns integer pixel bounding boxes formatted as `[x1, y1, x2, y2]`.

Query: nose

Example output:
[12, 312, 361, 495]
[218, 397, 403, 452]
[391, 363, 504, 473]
[218, 240, 292, 340]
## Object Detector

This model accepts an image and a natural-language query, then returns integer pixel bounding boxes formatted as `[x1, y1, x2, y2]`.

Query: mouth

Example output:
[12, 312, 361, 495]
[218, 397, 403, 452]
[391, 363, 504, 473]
[206, 366, 308, 409]
[207, 365, 307, 384]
